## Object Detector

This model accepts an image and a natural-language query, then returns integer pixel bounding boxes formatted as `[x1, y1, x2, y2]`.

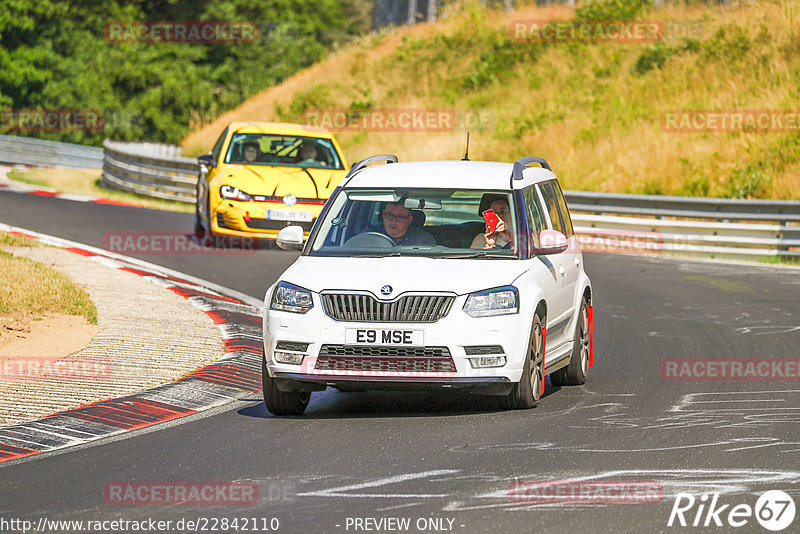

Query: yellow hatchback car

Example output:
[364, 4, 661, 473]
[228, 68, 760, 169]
[194, 122, 348, 243]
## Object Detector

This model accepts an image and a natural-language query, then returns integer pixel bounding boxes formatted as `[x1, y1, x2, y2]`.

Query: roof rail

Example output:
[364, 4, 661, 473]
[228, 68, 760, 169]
[343, 154, 398, 185]
[511, 156, 552, 187]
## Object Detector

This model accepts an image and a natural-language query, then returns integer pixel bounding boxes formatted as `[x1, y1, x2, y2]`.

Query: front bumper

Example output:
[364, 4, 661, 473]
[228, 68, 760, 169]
[273, 373, 512, 394]
[263, 292, 533, 391]
[211, 200, 321, 239]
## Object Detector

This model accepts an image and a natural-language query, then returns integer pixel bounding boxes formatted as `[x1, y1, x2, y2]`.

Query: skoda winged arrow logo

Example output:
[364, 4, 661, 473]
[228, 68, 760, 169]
[380, 285, 393, 296]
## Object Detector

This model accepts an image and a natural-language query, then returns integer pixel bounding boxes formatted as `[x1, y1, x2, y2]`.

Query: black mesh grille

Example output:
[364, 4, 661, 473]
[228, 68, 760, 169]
[246, 218, 313, 232]
[464, 345, 505, 355]
[320, 345, 451, 357]
[275, 341, 310, 352]
[321, 294, 454, 323]
[315, 345, 455, 373]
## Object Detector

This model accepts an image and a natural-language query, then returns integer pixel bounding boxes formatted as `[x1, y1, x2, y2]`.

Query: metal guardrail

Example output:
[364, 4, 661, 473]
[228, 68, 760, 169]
[564, 193, 800, 260]
[101, 140, 197, 202]
[0, 134, 103, 168]
[573, 214, 800, 260]
[99, 142, 800, 260]
[107, 141, 184, 159]
[565, 191, 800, 223]
[2, 135, 798, 261]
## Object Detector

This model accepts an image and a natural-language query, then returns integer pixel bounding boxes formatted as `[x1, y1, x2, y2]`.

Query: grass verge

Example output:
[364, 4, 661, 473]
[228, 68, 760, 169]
[0, 232, 98, 325]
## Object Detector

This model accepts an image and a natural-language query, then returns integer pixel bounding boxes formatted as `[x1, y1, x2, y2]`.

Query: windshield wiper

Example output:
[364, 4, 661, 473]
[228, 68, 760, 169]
[433, 252, 515, 259]
[350, 252, 403, 258]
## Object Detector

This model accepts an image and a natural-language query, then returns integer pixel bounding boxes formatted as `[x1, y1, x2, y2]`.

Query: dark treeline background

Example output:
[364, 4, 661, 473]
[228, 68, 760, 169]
[0, 0, 371, 145]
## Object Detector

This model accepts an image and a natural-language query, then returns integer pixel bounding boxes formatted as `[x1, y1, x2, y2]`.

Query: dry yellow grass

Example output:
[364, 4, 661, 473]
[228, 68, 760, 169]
[183, 0, 800, 200]
[182, 2, 573, 152]
[0, 232, 97, 325]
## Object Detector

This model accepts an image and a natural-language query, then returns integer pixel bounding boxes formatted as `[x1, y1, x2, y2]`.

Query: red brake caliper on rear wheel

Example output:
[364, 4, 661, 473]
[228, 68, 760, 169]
[588, 304, 594, 369]
[540, 326, 547, 396]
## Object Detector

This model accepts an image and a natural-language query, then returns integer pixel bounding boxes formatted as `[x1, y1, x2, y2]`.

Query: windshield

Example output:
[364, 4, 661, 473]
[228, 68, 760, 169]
[224, 133, 344, 170]
[307, 188, 519, 258]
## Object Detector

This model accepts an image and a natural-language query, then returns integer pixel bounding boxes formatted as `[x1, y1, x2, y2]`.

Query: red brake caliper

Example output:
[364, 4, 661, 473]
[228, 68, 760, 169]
[588, 304, 594, 369]
[540, 326, 547, 396]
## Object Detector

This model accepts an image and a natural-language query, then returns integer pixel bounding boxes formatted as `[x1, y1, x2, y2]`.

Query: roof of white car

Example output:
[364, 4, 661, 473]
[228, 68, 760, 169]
[343, 160, 556, 190]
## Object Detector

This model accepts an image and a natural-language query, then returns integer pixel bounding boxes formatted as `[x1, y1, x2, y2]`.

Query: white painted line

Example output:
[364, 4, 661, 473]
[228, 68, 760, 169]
[0, 222, 263, 310]
[56, 193, 94, 202]
[297, 470, 459, 498]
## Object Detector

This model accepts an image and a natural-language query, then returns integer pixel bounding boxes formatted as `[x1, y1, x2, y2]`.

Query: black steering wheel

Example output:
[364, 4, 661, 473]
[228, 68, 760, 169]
[343, 232, 396, 248]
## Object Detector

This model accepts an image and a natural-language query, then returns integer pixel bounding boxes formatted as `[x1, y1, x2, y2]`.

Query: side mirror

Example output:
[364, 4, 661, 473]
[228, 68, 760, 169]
[276, 225, 305, 251]
[197, 153, 215, 168]
[534, 229, 568, 255]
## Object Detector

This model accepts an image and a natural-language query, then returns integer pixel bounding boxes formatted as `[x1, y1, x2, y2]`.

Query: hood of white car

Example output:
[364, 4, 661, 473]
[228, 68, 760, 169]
[279, 256, 529, 296]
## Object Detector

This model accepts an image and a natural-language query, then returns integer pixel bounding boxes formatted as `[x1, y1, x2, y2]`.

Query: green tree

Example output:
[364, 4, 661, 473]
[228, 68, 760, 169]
[0, 0, 369, 145]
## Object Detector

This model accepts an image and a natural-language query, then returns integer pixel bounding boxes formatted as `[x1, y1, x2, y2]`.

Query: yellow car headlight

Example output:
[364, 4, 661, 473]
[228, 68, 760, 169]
[220, 185, 252, 201]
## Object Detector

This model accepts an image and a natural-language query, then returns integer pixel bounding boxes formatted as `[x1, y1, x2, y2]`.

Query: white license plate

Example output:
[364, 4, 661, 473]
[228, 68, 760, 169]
[345, 328, 424, 345]
[266, 209, 313, 222]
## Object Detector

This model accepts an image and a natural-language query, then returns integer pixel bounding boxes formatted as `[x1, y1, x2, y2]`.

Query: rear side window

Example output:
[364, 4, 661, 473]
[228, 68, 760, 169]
[538, 182, 564, 235]
[552, 180, 574, 237]
[523, 187, 546, 249]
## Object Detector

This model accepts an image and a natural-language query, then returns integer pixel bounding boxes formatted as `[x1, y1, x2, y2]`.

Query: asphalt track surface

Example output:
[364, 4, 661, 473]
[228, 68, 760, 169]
[1, 190, 799, 533]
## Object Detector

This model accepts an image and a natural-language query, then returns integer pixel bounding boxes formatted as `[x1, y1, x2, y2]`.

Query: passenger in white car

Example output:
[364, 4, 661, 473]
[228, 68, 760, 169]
[470, 194, 515, 250]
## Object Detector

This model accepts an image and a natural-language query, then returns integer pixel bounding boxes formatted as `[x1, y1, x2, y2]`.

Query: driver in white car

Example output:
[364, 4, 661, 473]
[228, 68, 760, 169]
[378, 202, 436, 246]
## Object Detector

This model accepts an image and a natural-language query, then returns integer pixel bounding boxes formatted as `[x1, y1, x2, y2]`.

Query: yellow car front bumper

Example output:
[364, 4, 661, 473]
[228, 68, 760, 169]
[210, 200, 322, 240]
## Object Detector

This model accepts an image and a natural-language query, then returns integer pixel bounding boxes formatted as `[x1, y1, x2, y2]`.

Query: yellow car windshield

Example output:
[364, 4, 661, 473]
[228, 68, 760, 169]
[224, 133, 344, 170]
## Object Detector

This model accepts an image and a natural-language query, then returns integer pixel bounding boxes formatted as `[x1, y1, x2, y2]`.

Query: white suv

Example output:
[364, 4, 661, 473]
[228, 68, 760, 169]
[262, 155, 593, 415]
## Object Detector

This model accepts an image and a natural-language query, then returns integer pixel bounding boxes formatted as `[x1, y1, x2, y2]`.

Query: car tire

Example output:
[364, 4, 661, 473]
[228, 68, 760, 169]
[194, 181, 207, 237]
[196, 197, 216, 244]
[193, 205, 206, 237]
[550, 298, 589, 387]
[262, 357, 310, 416]
[501, 314, 544, 410]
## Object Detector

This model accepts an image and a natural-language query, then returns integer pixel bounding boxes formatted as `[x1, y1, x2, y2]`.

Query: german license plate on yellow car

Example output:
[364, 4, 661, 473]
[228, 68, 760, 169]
[267, 209, 312, 222]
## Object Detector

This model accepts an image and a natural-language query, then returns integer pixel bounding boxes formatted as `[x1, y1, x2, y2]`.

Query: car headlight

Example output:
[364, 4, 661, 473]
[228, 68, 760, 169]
[220, 185, 252, 201]
[270, 282, 314, 313]
[463, 286, 519, 317]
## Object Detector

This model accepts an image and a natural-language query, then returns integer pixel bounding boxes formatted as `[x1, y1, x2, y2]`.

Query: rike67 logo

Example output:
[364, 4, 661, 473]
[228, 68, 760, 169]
[668, 490, 796, 531]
